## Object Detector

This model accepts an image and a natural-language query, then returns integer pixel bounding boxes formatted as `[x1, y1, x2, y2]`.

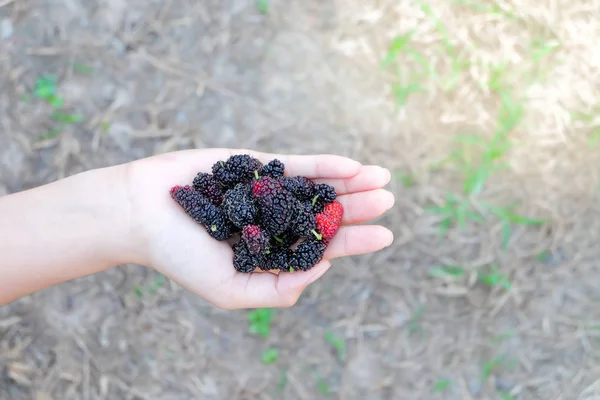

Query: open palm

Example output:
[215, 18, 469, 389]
[127, 149, 395, 309]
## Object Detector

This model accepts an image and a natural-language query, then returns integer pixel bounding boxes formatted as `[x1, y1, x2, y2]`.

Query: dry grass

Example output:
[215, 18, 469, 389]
[1, 0, 600, 399]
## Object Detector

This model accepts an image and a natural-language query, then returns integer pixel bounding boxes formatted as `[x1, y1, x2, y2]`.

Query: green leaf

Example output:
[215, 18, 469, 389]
[73, 63, 93, 74]
[49, 96, 64, 108]
[261, 348, 279, 364]
[433, 379, 451, 392]
[391, 82, 424, 106]
[429, 265, 465, 278]
[256, 0, 269, 14]
[316, 377, 330, 396]
[133, 285, 144, 298]
[381, 32, 414, 68]
[536, 251, 550, 262]
[324, 332, 346, 361]
[498, 391, 515, 400]
[51, 112, 83, 124]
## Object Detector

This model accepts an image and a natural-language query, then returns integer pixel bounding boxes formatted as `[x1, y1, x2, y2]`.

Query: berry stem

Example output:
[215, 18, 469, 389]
[274, 236, 283, 243]
[311, 195, 320, 206]
[289, 266, 294, 273]
[265, 250, 271, 254]
[211, 225, 217, 232]
[254, 170, 259, 180]
[311, 229, 323, 241]
[219, 161, 225, 167]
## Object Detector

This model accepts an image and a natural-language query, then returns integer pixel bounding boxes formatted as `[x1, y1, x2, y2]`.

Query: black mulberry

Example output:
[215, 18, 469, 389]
[282, 176, 315, 200]
[170, 185, 234, 240]
[293, 238, 326, 271]
[261, 159, 285, 178]
[251, 177, 295, 236]
[291, 201, 317, 238]
[233, 241, 263, 273]
[192, 172, 224, 205]
[212, 154, 263, 187]
[222, 183, 258, 228]
[313, 183, 337, 203]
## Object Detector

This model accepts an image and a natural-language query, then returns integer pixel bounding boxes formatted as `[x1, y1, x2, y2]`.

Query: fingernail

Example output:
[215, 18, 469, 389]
[306, 261, 331, 285]
[381, 167, 392, 185]
[385, 231, 394, 247]
[382, 190, 396, 210]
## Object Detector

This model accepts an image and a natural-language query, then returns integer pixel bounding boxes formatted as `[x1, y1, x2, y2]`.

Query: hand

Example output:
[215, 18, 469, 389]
[125, 149, 395, 309]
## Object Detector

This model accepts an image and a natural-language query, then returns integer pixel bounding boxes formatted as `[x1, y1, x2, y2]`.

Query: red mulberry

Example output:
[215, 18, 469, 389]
[242, 225, 270, 254]
[316, 201, 344, 241]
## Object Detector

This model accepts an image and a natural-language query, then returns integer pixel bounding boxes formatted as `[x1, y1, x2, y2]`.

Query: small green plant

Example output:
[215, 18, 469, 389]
[51, 111, 83, 124]
[73, 63, 93, 75]
[248, 308, 275, 339]
[33, 73, 84, 139]
[261, 348, 279, 364]
[324, 332, 346, 362]
[428, 265, 465, 279]
[132, 274, 167, 297]
[316, 376, 330, 396]
[133, 285, 144, 298]
[482, 202, 545, 249]
[395, 172, 416, 188]
[425, 193, 484, 237]
[477, 264, 511, 290]
[256, 0, 268, 14]
[433, 379, 451, 392]
[498, 390, 515, 400]
[276, 369, 288, 392]
[481, 354, 516, 382]
[34, 74, 63, 107]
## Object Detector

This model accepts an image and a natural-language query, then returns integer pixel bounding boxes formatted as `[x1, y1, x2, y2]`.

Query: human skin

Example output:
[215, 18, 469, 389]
[0, 149, 395, 309]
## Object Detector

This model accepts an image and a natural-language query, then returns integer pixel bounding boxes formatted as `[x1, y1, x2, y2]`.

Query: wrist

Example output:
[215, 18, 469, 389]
[96, 162, 146, 267]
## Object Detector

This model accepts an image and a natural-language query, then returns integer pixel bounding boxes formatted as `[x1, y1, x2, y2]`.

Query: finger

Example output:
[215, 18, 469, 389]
[337, 189, 395, 225]
[315, 165, 391, 195]
[236, 150, 362, 179]
[219, 261, 332, 309]
[324, 225, 393, 259]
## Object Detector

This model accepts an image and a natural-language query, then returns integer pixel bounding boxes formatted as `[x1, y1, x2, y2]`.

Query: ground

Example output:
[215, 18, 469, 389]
[1, 0, 600, 399]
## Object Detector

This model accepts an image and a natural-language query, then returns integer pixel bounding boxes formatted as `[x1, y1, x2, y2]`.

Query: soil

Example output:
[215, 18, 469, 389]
[2, 0, 600, 399]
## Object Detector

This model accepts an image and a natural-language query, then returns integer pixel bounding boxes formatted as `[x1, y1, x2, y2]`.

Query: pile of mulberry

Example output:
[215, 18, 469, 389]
[169, 154, 344, 273]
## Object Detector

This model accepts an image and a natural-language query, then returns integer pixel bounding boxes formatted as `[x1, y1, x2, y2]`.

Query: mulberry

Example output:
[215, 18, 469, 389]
[252, 177, 295, 236]
[271, 230, 299, 249]
[242, 225, 270, 254]
[261, 159, 285, 178]
[192, 172, 224, 205]
[313, 183, 337, 203]
[316, 201, 344, 241]
[212, 154, 263, 187]
[282, 176, 315, 200]
[264, 247, 295, 272]
[170, 185, 234, 240]
[233, 241, 263, 273]
[293, 238, 327, 271]
[291, 201, 317, 238]
[222, 183, 258, 228]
